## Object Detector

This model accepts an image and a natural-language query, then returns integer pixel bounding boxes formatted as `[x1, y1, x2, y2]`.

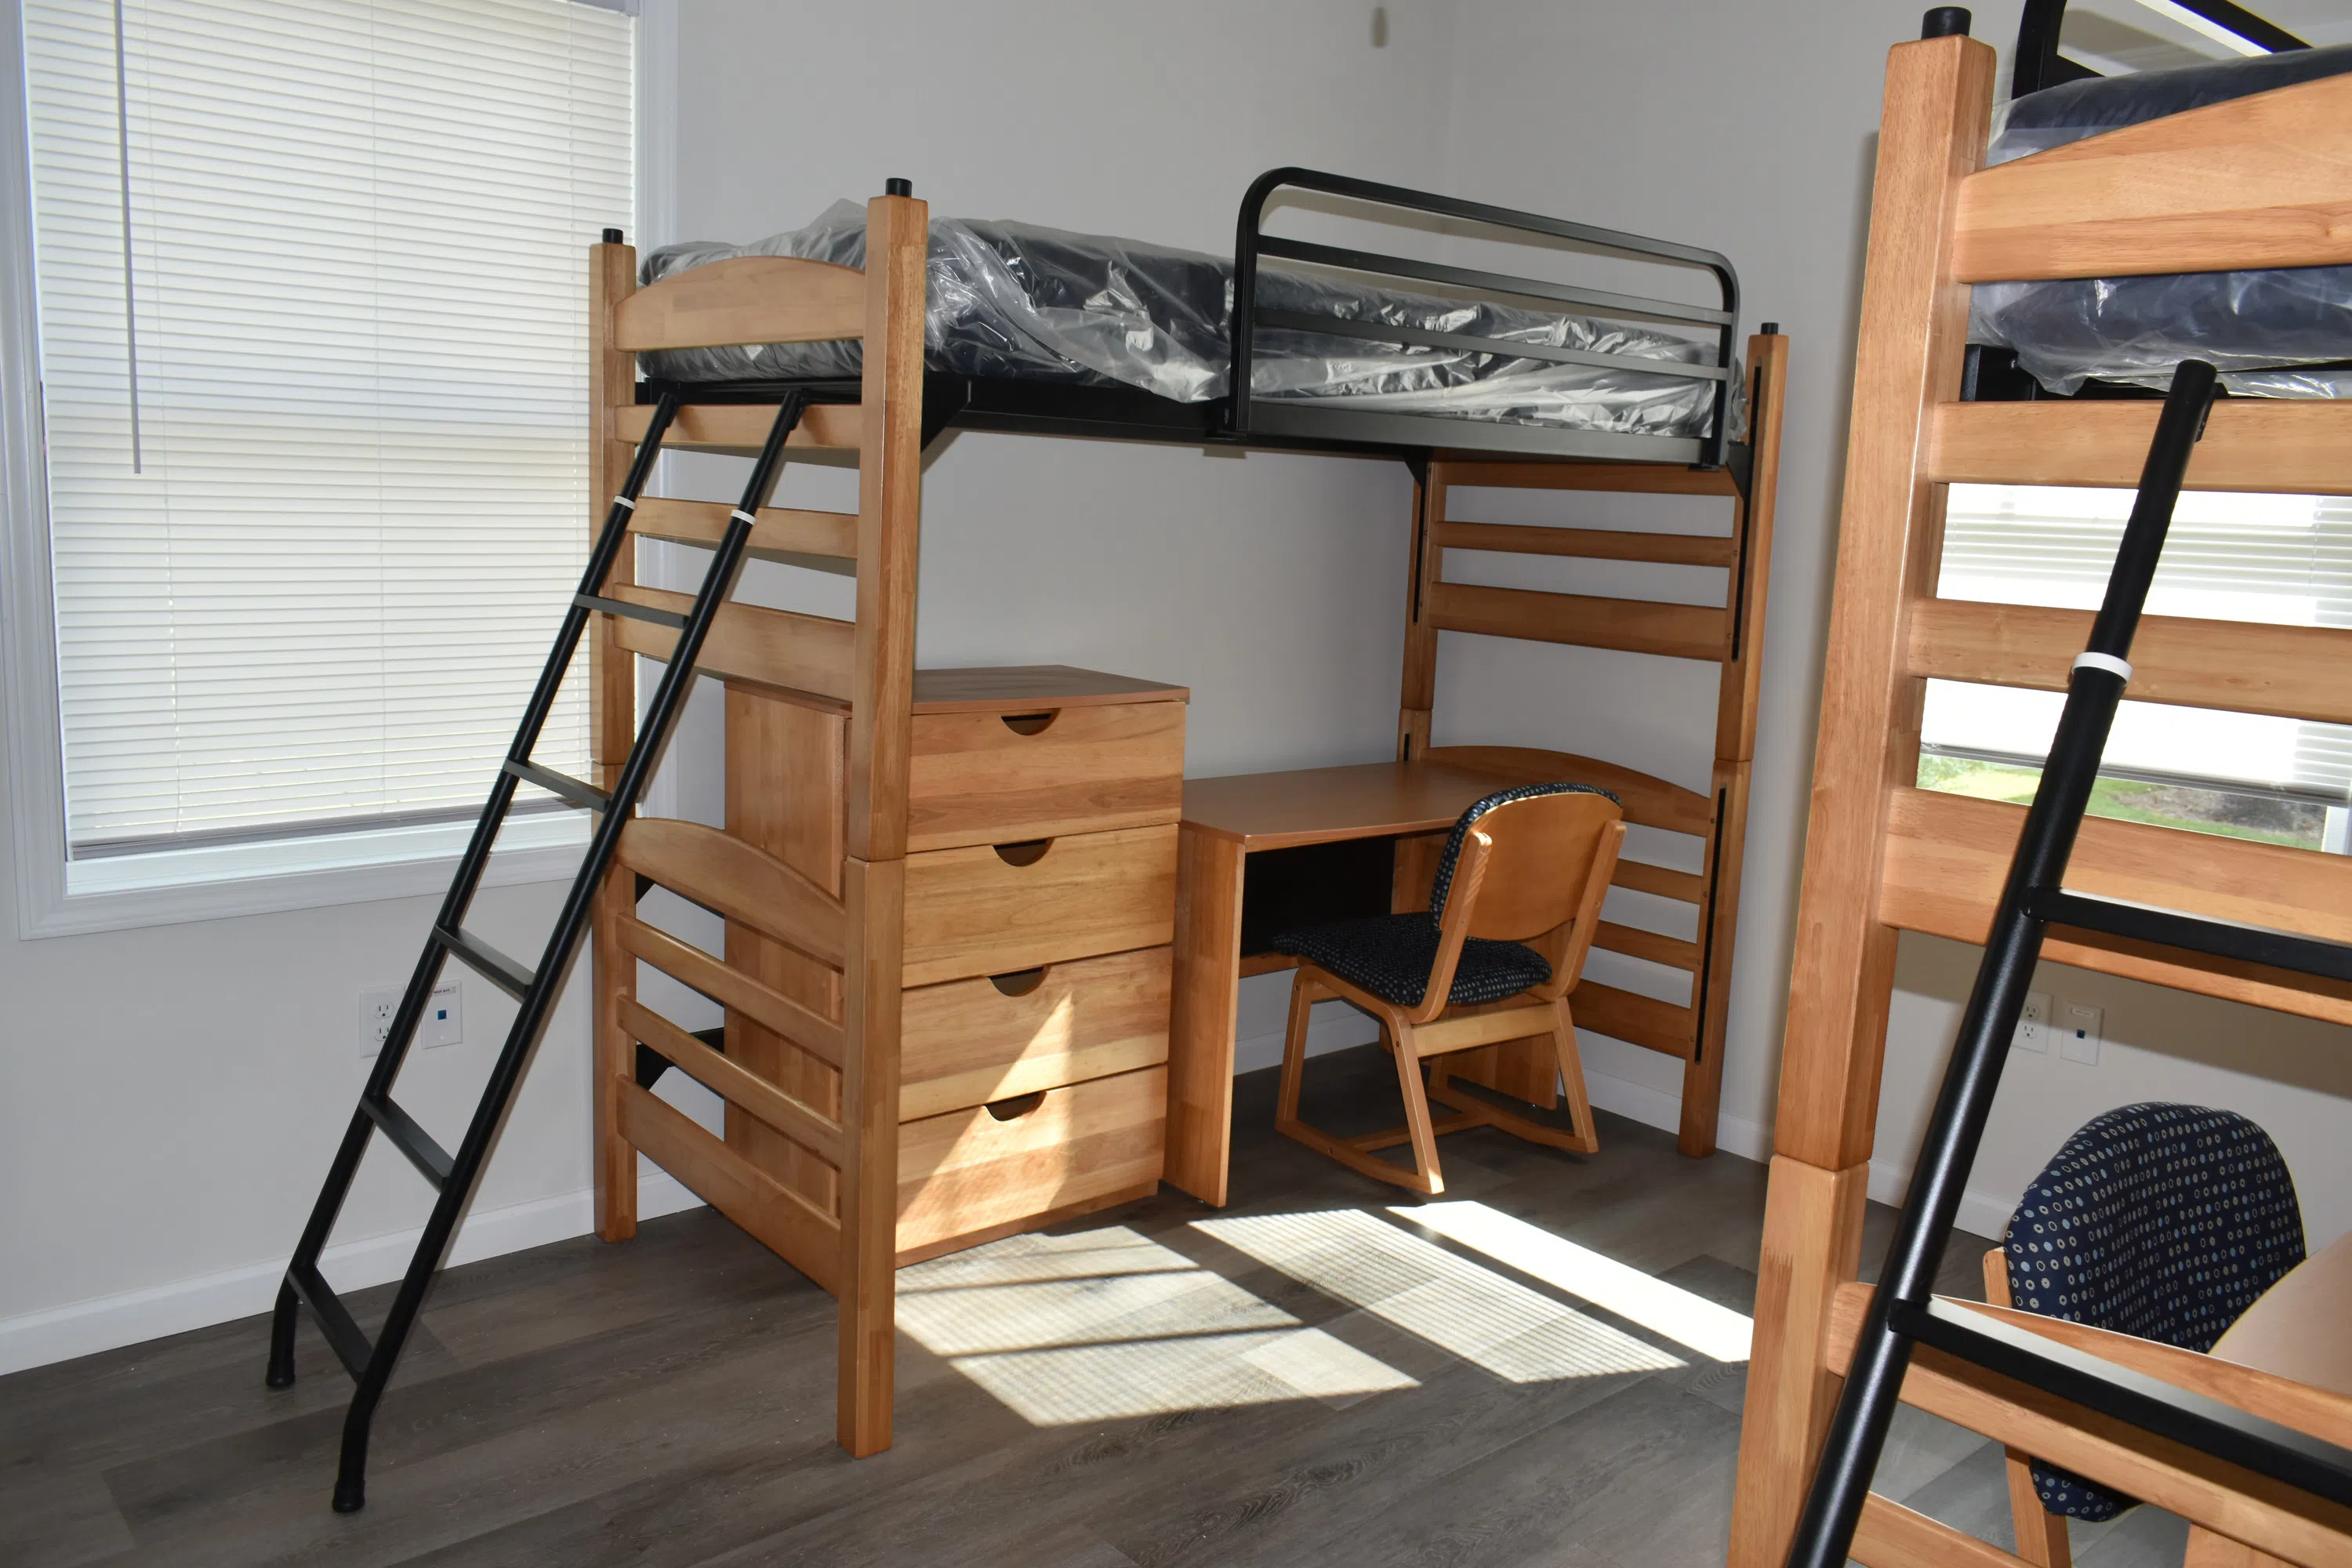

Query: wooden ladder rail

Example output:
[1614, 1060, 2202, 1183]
[1392, 328, 1788, 1158]
[1730, 22, 2352, 1568]
[587, 187, 928, 1458]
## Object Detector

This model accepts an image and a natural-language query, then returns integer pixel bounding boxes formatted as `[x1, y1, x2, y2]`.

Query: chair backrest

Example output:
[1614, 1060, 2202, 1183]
[2003, 1102, 2305, 1352]
[1429, 783, 1623, 943]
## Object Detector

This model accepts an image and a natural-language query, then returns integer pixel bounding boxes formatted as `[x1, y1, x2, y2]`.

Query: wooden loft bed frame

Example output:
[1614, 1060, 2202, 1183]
[581, 173, 1787, 1457]
[1730, 23, 2352, 1568]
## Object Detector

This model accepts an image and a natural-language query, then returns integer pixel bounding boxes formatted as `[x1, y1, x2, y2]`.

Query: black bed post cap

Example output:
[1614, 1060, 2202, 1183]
[1761, 321, 1780, 336]
[885, 177, 913, 198]
[601, 227, 624, 244]
[1921, 7, 1971, 37]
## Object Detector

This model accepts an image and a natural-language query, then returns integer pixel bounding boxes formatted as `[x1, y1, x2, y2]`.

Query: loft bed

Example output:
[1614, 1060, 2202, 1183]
[1730, 10, 2352, 1568]
[582, 169, 1789, 1457]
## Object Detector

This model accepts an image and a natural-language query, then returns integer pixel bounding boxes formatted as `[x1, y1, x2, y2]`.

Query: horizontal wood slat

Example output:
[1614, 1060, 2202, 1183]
[1428, 581, 1728, 662]
[1436, 521, 1735, 568]
[1573, 980, 1696, 1058]
[1928, 400, 2352, 496]
[1595, 920, 1701, 973]
[616, 1079, 840, 1292]
[613, 255, 866, 350]
[620, 996, 844, 1164]
[617, 818, 848, 968]
[1828, 1283, 2352, 1565]
[1613, 857, 1707, 905]
[604, 583, 855, 702]
[1907, 597, 2352, 726]
[1436, 458, 1742, 497]
[1951, 73, 2352, 282]
[1853, 1494, 2030, 1568]
[614, 401, 861, 452]
[612, 913, 844, 1066]
[628, 497, 858, 572]
[1421, 745, 1715, 837]
[1880, 787, 2352, 1025]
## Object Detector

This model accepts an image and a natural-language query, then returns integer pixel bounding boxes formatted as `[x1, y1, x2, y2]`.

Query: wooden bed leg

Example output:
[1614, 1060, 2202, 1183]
[593, 867, 639, 1241]
[1679, 757, 1752, 1156]
[589, 234, 638, 1243]
[837, 855, 903, 1456]
[1396, 462, 1444, 764]
[1730, 1155, 1870, 1568]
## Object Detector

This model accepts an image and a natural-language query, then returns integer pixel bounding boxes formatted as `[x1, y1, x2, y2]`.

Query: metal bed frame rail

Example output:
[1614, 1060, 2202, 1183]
[1230, 166, 1742, 468]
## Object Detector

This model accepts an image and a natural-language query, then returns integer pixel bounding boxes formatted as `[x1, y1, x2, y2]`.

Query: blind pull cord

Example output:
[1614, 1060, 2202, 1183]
[111, 0, 141, 474]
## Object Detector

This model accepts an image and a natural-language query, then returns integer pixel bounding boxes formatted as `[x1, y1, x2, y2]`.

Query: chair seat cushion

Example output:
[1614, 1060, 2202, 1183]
[1271, 914, 1552, 1007]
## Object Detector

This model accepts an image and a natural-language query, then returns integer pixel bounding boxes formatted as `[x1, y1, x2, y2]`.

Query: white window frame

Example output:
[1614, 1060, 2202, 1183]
[2, 0, 678, 937]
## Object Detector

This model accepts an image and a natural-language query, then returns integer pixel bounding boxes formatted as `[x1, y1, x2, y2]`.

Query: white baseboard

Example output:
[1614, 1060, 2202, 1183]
[0, 1166, 705, 1377]
[1868, 1158, 2013, 1246]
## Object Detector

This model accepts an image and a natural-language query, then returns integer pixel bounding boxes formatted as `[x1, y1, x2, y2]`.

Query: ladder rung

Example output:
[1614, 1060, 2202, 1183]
[433, 926, 535, 1000]
[502, 758, 609, 813]
[2026, 889, 2352, 983]
[361, 1094, 453, 1191]
[575, 592, 687, 630]
[286, 1261, 373, 1382]
[1894, 1298, 2352, 1509]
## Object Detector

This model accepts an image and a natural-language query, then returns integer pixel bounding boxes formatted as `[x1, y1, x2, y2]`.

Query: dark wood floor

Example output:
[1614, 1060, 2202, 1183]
[4, 1048, 2191, 1566]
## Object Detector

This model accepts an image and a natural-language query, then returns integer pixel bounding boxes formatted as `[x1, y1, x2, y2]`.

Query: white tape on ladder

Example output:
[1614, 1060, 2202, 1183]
[2072, 652, 2132, 682]
[612, 495, 635, 511]
[731, 508, 758, 525]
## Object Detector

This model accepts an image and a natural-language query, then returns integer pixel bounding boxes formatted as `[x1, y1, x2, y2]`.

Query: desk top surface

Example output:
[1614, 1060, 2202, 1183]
[1179, 760, 1520, 851]
[2212, 1231, 2352, 1396]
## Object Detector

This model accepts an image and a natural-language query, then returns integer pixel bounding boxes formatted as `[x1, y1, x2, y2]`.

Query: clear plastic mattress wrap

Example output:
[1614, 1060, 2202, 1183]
[640, 201, 1731, 437]
[1968, 43, 2352, 397]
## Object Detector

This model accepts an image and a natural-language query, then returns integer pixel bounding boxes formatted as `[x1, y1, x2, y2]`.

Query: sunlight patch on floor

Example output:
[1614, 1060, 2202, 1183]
[1194, 1208, 1682, 1382]
[896, 1226, 1417, 1423]
[1397, 1201, 1754, 1363]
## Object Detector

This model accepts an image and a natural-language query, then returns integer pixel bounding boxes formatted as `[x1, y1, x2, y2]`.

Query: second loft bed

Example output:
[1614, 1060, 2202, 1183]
[1730, 11, 2352, 1568]
[583, 169, 1788, 1458]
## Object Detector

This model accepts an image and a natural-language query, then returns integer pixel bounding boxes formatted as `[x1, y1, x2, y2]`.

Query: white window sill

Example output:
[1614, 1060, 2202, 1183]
[20, 811, 590, 939]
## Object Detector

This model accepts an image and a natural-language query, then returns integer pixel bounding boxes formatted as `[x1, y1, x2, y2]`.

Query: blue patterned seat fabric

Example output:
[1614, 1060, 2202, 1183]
[1269, 782, 1617, 1009]
[2002, 1102, 2305, 1520]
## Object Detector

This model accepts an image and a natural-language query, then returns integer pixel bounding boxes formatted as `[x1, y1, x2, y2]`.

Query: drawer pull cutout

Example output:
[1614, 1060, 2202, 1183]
[993, 838, 1053, 867]
[1000, 710, 1058, 736]
[989, 967, 1047, 997]
[985, 1091, 1047, 1122]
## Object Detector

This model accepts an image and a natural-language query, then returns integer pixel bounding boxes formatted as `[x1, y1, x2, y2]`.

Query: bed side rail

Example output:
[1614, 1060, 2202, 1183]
[613, 254, 866, 353]
[1230, 166, 1741, 466]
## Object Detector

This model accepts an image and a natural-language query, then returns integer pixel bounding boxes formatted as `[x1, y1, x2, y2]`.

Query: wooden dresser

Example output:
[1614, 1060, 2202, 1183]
[720, 665, 1185, 1265]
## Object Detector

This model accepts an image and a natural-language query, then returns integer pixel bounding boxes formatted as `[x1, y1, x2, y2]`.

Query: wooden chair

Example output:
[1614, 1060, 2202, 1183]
[1271, 783, 1626, 1195]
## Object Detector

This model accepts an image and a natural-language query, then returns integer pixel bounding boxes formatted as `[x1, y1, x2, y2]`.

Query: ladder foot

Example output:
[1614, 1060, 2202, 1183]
[266, 1281, 299, 1388]
[332, 1480, 366, 1514]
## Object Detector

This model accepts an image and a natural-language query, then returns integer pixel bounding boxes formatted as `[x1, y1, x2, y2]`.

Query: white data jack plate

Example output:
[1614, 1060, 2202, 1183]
[425, 979, 462, 1048]
[2060, 1001, 2103, 1065]
[2014, 990, 2052, 1052]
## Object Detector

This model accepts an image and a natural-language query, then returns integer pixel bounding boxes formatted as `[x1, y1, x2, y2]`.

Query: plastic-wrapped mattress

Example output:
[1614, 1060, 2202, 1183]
[1968, 42, 2352, 397]
[639, 202, 1727, 437]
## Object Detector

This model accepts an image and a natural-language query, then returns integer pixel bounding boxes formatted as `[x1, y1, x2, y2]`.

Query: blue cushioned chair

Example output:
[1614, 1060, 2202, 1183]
[1988, 1102, 2306, 1562]
[1270, 782, 1624, 1195]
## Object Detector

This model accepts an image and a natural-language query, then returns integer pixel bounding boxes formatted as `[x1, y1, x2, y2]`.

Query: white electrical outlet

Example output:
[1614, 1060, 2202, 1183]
[424, 979, 462, 1048]
[2014, 989, 2052, 1052]
[359, 985, 401, 1056]
[2060, 1001, 2104, 1064]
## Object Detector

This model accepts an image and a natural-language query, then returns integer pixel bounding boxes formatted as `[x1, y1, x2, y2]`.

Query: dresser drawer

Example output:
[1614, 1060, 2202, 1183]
[900, 824, 1178, 986]
[896, 1065, 1166, 1261]
[899, 946, 1171, 1121]
[908, 700, 1184, 852]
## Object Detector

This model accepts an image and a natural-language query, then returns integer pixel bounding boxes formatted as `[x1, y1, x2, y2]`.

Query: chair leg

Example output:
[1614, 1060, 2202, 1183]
[1272, 976, 1444, 1196]
[1275, 969, 1318, 1127]
[2005, 1450, 2073, 1568]
[1389, 1023, 1445, 1196]
[1548, 998, 1600, 1154]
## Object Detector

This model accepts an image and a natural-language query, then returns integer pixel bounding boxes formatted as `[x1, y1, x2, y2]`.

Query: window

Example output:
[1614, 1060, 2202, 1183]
[1921, 483, 2352, 854]
[4, 0, 634, 931]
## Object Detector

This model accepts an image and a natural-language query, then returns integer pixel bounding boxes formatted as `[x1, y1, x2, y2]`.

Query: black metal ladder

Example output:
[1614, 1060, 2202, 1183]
[1784, 359, 2352, 1566]
[266, 389, 810, 1514]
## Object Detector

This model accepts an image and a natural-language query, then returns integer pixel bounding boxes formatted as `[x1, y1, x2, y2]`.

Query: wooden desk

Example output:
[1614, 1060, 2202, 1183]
[1164, 759, 1523, 1206]
[2184, 1232, 2352, 1568]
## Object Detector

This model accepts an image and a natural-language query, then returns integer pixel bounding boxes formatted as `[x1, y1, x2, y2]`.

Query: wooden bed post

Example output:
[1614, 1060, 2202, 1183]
[835, 187, 927, 1457]
[1727, 34, 1993, 1568]
[590, 234, 640, 1244]
[1396, 460, 1443, 761]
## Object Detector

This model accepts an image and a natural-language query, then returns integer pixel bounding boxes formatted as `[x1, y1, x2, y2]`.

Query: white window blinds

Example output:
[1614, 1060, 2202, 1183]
[20, 0, 631, 857]
[1929, 484, 2352, 798]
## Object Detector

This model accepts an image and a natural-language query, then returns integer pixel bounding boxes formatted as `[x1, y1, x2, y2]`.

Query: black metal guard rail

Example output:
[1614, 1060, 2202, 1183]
[1229, 165, 1742, 467]
[2014, 0, 2308, 99]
